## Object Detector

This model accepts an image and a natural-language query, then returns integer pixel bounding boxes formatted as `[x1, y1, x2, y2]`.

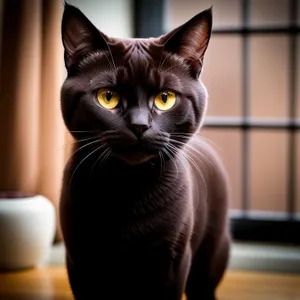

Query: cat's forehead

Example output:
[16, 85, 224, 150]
[110, 37, 161, 63]
[115, 37, 158, 46]
[78, 36, 190, 83]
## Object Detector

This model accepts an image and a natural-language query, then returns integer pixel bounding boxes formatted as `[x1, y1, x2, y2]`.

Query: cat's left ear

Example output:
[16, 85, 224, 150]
[61, 2, 110, 72]
[158, 8, 212, 77]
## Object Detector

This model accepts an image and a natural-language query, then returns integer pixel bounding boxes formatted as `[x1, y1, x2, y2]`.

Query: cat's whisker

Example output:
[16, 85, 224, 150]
[163, 147, 179, 180]
[167, 145, 192, 185]
[100, 148, 112, 166]
[104, 42, 117, 72]
[104, 49, 116, 70]
[171, 132, 210, 140]
[165, 145, 199, 208]
[180, 150, 208, 206]
[90, 148, 112, 177]
[158, 150, 164, 180]
[58, 136, 101, 151]
[194, 135, 222, 151]
[171, 133, 221, 150]
[68, 145, 104, 188]
[181, 154, 201, 214]
[102, 52, 115, 72]
[178, 153, 192, 183]
[171, 135, 210, 148]
[170, 139, 211, 164]
[187, 146, 212, 169]
[158, 54, 169, 72]
[90, 147, 111, 177]
[170, 133, 197, 139]
[65, 139, 103, 166]
[69, 130, 102, 133]
[193, 136, 221, 151]
[170, 139, 212, 168]
[166, 142, 208, 204]
[171, 132, 212, 141]
[188, 154, 207, 204]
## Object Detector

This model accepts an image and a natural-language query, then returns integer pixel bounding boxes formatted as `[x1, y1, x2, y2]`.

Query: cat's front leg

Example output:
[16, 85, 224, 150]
[66, 253, 101, 300]
[66, 254, 92, 300]
[165, 247, 192, 300]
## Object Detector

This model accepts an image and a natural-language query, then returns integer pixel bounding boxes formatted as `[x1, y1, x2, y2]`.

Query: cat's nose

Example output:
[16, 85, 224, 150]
[130, 124, 149, 138]
[126, 108, 151, 138]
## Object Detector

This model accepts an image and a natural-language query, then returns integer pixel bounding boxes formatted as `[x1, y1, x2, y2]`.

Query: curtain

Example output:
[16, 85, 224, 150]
[0, 0, 72, 241]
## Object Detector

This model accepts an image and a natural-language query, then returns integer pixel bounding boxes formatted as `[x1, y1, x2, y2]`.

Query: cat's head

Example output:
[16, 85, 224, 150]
[60, 3, 212, 165]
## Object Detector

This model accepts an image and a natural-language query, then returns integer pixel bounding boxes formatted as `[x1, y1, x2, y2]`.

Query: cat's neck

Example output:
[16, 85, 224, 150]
[97, 156, 176, 184]
[70, 146, 182, 190]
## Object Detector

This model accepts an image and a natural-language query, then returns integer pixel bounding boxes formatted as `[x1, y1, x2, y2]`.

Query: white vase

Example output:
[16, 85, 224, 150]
[0, 192, 56, 271]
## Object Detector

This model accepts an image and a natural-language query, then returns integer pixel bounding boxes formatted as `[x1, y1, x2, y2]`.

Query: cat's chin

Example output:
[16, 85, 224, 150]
[113, 152, 158, 166]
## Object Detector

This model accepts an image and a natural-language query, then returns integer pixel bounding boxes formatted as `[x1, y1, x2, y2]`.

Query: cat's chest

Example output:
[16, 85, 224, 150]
[69, 165, 188, 235]
[63, 160, 193, 268]
[70, 160, 186, 207]
[72, 176, 185, 222]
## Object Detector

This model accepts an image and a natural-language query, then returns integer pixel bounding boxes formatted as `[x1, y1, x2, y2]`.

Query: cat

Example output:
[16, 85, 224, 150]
[59, 3, 231, 300]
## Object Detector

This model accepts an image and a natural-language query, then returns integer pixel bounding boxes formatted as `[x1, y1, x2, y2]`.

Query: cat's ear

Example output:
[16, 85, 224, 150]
[158, 8, 212, 77]
[61, 2, 110, 72]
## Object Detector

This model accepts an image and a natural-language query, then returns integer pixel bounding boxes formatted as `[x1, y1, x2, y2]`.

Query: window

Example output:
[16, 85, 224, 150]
[134, 0, 300, 244]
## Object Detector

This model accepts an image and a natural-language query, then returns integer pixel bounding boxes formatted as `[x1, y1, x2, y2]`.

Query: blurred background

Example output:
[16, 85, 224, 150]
[0, 0, 299, 265]
[165, 0, 300, 246]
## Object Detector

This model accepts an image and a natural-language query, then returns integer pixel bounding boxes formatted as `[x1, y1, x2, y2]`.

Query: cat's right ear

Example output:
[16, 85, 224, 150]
[61, 2, 110, 72]
[157, 8, 212, 78]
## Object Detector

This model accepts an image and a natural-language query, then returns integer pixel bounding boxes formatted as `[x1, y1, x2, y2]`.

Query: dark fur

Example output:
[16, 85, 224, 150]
[59, 3, 231, 300]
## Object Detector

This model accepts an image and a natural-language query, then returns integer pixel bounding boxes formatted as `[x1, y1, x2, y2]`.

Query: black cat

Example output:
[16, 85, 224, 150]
[59, 3, 230, 300]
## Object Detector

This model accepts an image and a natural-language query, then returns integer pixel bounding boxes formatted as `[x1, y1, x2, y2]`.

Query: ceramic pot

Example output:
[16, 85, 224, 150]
[0, 191, 55, 271]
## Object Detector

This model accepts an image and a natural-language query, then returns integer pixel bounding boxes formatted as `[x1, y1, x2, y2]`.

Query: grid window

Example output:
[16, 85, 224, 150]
[297, 36, 300, 119]
[135, 0, 300, 242]
[166, 0, 242, 30]
[296, 132, 300, 213]
[249, 130, 289, 212]
[249, 0, 290, 27]
[165, 0, 299, 214]
[201, 36, 243, 117]
[249, 35, 290, 118]
[201, 128, 243, 210]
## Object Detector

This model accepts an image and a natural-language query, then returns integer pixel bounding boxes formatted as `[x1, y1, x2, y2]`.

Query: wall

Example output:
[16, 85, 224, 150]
[67, 0, 133, 38]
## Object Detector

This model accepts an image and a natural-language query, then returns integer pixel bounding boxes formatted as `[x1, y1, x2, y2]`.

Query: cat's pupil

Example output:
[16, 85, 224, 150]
[161, 93, 168, 103]
[106, 91, 113, 101]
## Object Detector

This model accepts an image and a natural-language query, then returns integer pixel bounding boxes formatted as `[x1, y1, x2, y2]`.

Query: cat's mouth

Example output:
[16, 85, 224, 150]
[100, 129, 169, 165]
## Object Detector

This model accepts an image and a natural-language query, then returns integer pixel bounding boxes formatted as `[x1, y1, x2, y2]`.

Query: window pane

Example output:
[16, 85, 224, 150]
[296, 132, 300, 213]
[297, 36, 300, 119]
[165, 0, 242, 31]
[249, 0, 290, 27]
[249, 36, 290, 118]
[200, 128, 242, 210]
[202, 36, 242, 117]
[249, 130, 288, 212]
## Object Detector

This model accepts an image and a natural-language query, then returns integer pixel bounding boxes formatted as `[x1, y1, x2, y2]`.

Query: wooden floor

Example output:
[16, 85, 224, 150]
[0, 267, 300, 300]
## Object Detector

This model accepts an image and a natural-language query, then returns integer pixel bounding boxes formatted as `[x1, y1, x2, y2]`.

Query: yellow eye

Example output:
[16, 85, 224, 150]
[154, 90, 176, 111]
[97, 88, 120, 110]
